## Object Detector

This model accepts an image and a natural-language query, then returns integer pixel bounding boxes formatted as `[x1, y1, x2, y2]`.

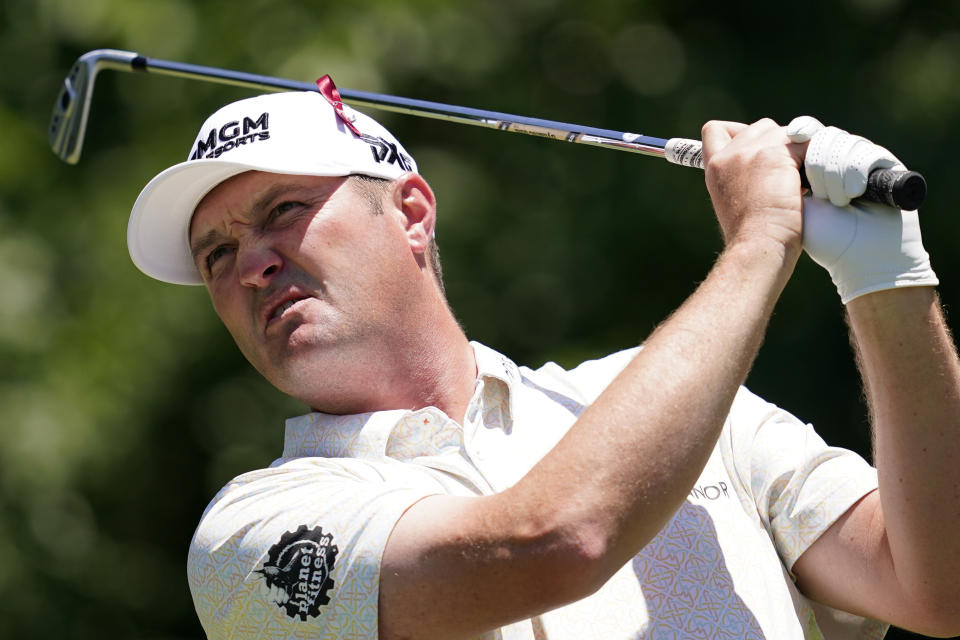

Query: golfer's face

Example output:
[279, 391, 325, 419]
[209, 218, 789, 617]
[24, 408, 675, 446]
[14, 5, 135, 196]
[189, 171, 412, 405]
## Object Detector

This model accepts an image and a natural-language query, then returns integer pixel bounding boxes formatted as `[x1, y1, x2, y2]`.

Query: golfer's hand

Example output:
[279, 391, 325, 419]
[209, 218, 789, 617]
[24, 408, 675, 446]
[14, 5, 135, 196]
[801, 195, 938, 303]
[787, 116, 903, 207]
[701, 119, 806, 256]
[784, 116, 938, 303]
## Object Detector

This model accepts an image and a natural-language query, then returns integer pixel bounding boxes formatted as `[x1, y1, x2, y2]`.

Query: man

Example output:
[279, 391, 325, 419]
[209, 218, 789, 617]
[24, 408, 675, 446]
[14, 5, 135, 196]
[127, 86, 960, 639]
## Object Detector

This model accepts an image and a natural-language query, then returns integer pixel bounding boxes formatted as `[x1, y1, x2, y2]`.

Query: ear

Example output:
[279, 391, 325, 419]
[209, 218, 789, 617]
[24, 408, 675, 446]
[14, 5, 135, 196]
[389, 172, 437, 255]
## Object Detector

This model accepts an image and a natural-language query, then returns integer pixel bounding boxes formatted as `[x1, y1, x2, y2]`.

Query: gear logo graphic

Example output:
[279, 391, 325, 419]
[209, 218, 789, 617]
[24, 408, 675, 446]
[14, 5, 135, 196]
[255, 524, 339, 621]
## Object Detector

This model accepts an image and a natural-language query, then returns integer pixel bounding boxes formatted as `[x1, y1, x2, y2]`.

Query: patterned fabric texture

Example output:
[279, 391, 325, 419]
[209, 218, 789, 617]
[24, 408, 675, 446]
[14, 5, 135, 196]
[188, 342, 886, 639]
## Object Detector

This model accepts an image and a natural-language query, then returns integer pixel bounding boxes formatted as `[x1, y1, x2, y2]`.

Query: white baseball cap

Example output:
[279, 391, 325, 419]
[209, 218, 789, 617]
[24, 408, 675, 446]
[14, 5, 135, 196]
[127, 89, 417, 285]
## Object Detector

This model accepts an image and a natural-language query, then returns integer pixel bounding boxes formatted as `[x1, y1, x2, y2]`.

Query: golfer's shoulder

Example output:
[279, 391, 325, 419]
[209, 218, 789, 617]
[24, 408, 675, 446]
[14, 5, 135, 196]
[194, 456, 410, 529]
[521, 345, 642, 404]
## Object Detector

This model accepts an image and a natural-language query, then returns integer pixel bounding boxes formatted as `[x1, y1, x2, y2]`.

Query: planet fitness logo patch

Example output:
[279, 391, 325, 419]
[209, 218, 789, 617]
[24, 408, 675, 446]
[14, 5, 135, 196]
[255, 524, 338, 621]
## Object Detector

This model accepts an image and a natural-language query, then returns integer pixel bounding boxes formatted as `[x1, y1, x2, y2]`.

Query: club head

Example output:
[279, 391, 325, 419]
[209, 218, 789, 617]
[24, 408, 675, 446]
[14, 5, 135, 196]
[49, 49, 139, 164]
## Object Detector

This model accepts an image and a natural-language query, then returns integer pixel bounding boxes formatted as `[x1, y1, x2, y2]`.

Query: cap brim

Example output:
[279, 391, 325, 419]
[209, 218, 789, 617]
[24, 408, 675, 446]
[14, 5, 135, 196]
[128, 161, 248, 284]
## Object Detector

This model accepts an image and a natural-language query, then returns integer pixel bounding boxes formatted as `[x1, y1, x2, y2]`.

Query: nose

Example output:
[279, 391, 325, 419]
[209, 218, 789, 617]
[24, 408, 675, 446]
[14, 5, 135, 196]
[236, 240, 283, 288]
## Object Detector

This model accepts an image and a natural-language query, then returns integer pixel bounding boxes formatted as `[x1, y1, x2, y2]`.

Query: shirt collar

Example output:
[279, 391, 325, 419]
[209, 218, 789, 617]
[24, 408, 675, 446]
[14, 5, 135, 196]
[470, 341, 520, 425]
[281, 342, 521, 460]
[282, 407, 464, 460]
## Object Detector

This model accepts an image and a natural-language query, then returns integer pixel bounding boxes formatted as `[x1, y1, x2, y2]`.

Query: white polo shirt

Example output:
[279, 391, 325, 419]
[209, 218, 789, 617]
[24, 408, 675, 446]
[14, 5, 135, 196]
[188, 342, 886, 639]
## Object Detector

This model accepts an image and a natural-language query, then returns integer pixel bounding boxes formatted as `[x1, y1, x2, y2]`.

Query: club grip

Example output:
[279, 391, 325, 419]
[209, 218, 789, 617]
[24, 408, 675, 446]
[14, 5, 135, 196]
[664, 138, 927, 210]
[864, 168, 927, 210]
[797, 168, 926, 210]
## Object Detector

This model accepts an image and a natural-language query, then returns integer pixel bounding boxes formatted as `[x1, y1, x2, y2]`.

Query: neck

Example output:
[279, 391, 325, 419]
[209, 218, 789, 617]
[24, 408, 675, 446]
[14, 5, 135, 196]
[368, 274, 478, 422]
[298, 295, 477, 422]
[387, 317, 477, 422]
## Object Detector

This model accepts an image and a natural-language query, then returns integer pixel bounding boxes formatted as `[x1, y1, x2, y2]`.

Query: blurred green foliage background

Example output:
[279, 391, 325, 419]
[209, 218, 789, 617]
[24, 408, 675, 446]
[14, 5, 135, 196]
[1, 0, 958, 638]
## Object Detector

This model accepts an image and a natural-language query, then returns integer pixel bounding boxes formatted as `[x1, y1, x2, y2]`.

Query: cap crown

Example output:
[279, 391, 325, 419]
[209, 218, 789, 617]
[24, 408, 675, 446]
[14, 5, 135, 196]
[185, 91, 416, 176]
[127, 91, 416, 285]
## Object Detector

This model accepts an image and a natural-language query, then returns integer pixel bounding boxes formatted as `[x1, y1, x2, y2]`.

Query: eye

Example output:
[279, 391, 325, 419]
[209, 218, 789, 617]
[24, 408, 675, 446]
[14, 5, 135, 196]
[267, 201, 302, 222]
[205, 244, 234, 272]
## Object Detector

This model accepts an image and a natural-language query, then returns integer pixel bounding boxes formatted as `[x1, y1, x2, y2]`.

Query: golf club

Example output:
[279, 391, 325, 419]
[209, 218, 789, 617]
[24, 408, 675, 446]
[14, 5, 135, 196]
[50, 49, 927, 210]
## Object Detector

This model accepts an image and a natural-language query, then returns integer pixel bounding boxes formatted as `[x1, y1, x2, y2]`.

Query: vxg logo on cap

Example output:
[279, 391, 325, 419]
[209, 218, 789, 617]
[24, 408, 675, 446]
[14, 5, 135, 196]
[191, 112, 270, 160]
[360, 133, 413, 171]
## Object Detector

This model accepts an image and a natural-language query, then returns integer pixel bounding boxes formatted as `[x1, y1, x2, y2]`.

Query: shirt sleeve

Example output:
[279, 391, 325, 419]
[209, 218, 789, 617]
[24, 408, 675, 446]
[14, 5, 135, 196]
[187, 456, 440, 640]
[726, 386, 879, 572]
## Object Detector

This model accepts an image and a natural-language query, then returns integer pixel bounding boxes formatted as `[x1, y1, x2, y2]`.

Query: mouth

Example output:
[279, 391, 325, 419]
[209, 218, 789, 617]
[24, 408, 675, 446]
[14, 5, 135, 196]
[262, 290, 312, 331]
[271, 299, 300, 320]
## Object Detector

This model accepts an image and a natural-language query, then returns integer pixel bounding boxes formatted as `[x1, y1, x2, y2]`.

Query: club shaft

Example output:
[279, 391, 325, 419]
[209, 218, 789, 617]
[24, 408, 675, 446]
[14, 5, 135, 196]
[51, 49, 928, 209]
[136, 55, 670, 158]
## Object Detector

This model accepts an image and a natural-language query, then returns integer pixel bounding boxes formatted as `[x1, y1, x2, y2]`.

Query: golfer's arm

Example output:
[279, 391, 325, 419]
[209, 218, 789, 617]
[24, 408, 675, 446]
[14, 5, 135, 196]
[793, 287, 960, 637]
[379, 239, 799, 640]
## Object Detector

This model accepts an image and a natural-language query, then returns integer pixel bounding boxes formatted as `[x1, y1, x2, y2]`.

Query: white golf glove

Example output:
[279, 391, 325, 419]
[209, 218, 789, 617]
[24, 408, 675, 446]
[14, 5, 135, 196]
[787, 115, 902, 207]
[786, 116, 938, 304]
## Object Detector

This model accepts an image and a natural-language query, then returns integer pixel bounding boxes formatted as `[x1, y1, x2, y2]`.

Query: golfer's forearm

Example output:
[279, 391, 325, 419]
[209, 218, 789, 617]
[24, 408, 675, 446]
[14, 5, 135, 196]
[510, 237, 798, 581]
[846, 288, 960, 608]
